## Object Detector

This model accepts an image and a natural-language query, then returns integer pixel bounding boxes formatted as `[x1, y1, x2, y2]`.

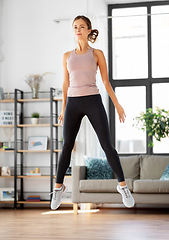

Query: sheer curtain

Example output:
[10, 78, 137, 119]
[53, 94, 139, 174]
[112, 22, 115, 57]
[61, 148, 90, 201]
[84, 14, 109, 159]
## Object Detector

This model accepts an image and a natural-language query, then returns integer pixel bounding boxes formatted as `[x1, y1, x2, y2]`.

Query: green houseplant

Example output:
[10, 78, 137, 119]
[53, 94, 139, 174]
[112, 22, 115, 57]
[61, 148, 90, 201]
[133, 107, 169, 147]
[31, 112, 40, 125]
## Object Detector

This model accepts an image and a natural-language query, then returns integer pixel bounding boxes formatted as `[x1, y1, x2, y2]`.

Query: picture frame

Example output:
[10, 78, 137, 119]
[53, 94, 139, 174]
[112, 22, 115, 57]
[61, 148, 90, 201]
[28, 136, 48, 150]
[55, 88, 62, 96]
[0, 188, 18, 201]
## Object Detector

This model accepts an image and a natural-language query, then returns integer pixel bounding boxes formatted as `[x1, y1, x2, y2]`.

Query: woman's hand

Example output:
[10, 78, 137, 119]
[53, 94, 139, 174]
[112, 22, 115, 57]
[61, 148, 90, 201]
[58, 109, 65, 125]
[116, 104, 126, 123]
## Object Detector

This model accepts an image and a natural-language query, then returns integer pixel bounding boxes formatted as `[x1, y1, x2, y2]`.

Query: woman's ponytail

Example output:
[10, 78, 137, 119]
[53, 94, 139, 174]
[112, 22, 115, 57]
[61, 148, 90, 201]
[88, 29, 99, 43]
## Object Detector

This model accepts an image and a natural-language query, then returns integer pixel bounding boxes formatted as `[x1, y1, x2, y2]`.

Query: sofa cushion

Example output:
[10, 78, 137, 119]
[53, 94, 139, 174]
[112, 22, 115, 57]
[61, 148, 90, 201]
[133, 179, 169, 193]
[84, 156, 113, 179]
[140, 155, 169, 179]
[118, 155, 140, 180]
[79, 179, 133, 193]
[160, 164, 169, 180]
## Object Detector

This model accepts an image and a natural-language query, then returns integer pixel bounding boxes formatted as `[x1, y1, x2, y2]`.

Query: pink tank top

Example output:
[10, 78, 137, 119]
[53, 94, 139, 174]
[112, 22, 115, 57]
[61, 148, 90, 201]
[67, 47, 100, 97]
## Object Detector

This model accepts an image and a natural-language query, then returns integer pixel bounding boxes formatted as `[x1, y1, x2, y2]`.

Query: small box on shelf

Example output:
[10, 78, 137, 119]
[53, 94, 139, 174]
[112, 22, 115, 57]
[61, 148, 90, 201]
[25, 173, 42, 176]
[26, 167, 41, 176]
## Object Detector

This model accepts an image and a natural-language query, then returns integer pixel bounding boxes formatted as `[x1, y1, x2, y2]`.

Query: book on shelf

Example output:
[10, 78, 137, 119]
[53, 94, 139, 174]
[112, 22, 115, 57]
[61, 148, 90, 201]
[28, 195, 41, 198]
[26, 199, 41, 202]
[26, 197, 41, 200]
[26, 195, 41, 201]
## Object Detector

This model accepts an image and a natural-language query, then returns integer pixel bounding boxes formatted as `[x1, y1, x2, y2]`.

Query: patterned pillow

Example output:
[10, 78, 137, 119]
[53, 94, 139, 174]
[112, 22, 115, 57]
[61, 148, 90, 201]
[160, 164, 169, 180]
[84, 156, 113, 180]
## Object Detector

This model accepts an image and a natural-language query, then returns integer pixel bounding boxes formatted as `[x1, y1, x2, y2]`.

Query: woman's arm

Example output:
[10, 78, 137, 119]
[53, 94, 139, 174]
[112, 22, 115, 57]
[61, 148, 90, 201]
[94, 49, 126, 123]
[58, 52, 70, 125]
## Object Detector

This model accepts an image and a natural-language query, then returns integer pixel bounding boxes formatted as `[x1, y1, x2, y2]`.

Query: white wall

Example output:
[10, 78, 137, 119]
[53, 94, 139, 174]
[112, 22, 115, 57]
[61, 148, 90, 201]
[0, 0, 108, 194]
[0, 0, 3, 86]
[1, 0, 108, 92]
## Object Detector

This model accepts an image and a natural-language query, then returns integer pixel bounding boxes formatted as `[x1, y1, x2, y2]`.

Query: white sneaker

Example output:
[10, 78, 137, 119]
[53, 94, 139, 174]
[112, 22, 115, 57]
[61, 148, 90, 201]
[49, 185, 68, 210]
[117, 184, 135, 208]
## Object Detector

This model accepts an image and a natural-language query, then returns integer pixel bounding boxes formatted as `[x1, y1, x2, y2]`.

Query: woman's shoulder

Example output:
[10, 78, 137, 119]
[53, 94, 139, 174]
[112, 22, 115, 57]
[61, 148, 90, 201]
[63, 50, 74, 61]
[92, 48, 104, 59]
[63, 50, 73, 57]
[93, 48, 104, 55]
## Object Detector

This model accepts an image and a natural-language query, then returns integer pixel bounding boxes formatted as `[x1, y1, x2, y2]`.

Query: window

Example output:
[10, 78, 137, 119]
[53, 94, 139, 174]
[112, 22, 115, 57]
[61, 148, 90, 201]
[108, 1, 169, 155]
[112, 7, 148, 79]
[151, 6, 169, 78]
[152, 83, 169, 153]
[115, 86, 146, 154]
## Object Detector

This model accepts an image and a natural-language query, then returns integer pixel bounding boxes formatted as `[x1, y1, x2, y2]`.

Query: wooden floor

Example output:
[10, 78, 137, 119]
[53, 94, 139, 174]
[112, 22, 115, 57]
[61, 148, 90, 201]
[0, 207, 169, 240]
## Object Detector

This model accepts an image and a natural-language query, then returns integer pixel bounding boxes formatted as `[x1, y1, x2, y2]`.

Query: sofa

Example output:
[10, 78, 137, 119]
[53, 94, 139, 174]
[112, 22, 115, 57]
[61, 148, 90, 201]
[72, 155, 169, 214]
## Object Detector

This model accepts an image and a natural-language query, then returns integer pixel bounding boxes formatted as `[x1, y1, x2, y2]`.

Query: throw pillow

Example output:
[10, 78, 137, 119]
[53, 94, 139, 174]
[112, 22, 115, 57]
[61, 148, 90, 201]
[84, 155, 113, 180]
[160, 164, 169, 180]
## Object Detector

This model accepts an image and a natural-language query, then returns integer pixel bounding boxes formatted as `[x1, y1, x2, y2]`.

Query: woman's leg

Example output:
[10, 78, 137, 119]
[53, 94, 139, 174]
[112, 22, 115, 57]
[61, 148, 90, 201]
[84, 95, 125, 184]
[55, 97, 84, 185]
[85, 95, 135, 207]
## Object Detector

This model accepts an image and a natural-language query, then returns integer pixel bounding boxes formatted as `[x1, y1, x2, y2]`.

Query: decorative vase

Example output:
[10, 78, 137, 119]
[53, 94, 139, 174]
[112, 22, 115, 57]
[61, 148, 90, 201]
[25, 72, 54, 99]
[31, 118, 39, 125]
[31, 85, 40, 99]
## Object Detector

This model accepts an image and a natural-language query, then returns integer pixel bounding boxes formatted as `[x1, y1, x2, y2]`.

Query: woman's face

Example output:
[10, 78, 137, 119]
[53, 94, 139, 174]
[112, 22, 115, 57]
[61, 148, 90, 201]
[73, 18, 91, 42]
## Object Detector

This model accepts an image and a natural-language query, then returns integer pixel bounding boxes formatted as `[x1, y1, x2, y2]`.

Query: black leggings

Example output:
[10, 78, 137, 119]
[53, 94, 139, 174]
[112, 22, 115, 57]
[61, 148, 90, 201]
[56, 94, 125, 183]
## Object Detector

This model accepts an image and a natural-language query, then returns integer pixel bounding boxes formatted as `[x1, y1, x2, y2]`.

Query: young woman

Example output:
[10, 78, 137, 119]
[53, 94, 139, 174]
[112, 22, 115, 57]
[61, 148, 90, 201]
[50, 15, 135, 209]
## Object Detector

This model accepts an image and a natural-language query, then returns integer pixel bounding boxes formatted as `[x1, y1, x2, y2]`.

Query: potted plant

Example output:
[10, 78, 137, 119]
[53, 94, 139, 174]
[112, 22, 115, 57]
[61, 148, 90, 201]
[31, 112, 40, 125]
[133, 107, 169, 147]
